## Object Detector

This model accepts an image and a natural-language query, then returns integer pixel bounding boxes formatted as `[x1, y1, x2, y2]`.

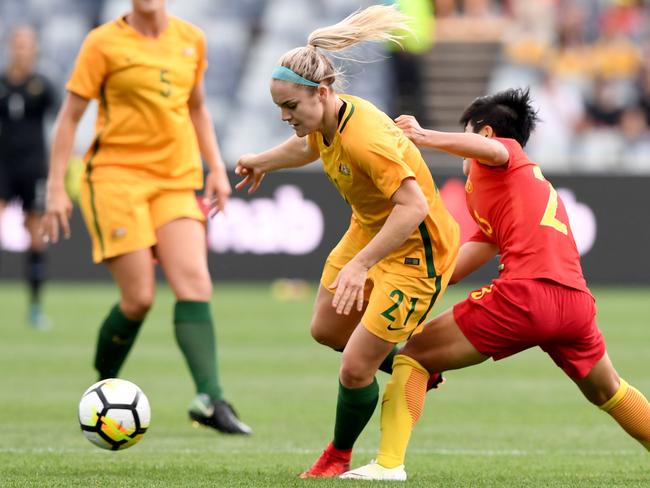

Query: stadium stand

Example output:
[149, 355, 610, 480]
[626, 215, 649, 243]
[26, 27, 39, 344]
[1, 0, 649, 173]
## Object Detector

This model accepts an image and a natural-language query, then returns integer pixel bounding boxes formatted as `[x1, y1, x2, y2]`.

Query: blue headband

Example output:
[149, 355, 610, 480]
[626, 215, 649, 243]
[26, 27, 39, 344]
[271, 66, 320, 87]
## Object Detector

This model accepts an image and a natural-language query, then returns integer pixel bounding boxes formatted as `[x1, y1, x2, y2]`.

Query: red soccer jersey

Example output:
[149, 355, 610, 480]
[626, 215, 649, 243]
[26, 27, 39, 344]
[465, 137, 590, 294]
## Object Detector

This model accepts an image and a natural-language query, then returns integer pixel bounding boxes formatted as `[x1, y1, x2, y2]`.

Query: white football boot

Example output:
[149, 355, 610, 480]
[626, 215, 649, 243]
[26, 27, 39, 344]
[340, 460, 407, 481]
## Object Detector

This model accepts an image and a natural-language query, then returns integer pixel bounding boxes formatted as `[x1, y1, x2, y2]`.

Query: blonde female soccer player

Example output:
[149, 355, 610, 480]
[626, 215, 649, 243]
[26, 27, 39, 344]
[235, 5, 460, 477]
[42, 0, 250, 435]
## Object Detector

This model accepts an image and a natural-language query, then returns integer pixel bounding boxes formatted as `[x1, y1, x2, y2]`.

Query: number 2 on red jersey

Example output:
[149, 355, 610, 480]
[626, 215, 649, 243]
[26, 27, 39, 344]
[533, 166, 568, 235]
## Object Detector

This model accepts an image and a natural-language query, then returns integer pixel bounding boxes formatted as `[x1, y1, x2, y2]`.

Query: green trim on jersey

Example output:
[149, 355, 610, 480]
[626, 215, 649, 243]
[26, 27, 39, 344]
[86, 84, 109, 259]
[417, 222, 436, 278]
[416, 274, 442, 327]
[339, 103, 355, 134]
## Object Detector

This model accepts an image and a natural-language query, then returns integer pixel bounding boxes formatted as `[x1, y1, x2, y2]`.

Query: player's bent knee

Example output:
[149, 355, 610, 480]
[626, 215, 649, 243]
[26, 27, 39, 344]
[309, 324, 328, 345]
[339, 361, 373, 388]
[121, 294, 154, 319]
[580, 379, 621, 406]
[173, 272, 213, 301]
[576, 355, 621, 406]
[187, 282, 213, 301]
[310, 322, 344, 349]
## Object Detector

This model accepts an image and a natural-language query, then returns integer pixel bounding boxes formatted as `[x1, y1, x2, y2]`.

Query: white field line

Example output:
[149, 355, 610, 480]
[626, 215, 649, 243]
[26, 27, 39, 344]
[0, 447, 640, 456]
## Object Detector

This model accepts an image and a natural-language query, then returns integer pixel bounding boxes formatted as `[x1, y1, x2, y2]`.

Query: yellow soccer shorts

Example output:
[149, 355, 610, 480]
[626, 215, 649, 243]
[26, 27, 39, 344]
[79, 177, 205, 263]
[321, 225, 455, 343]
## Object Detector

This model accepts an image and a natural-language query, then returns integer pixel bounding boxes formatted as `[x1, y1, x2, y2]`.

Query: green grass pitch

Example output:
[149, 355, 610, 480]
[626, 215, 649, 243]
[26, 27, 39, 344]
[0, 281, 648, 487]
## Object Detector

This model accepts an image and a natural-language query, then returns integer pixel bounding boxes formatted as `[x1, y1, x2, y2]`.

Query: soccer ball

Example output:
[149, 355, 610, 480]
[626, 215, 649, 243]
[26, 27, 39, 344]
[78, 378, 151, 450]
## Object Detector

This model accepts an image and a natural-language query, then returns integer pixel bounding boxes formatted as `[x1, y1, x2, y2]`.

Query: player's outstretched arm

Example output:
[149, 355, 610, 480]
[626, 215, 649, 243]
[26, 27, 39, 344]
[235, 135, 319, 194]
[42, 92, 89, 243]
[395, 115, 508, 167]
[189, 77, 231, 215]
[450, 241, 499, 284]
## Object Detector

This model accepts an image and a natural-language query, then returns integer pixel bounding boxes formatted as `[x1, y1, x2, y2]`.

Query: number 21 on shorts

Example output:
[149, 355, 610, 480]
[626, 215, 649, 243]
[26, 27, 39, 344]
[381, 289, 418, 330]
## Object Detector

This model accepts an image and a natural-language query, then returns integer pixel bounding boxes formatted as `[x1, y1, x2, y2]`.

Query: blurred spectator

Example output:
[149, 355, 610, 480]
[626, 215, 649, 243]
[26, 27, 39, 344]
[387, 0, 434, 121]
[637, 66, 650, 125]
[574, 128, 624, 172]
[504, 0, 555, 67]
[434, 0, 508, 41]
[497, 0, 650, 172]
[583, 76, 625, 128]
[590, 8, 641, 80]
[463, 0, 497, 17]
[618, 104, 650, 172]
[543, 2, 592, 85]
[527, 71, 584, 171]
[597, 0, 647, 42]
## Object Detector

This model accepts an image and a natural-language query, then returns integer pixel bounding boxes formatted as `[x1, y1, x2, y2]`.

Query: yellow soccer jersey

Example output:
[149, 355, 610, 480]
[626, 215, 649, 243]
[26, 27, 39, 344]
[308, 95, 459, 278]
[66, 16, 207, 189]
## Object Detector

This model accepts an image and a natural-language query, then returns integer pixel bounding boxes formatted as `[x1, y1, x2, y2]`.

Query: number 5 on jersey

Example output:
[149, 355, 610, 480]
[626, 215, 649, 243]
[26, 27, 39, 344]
[160, 69, 171, 97]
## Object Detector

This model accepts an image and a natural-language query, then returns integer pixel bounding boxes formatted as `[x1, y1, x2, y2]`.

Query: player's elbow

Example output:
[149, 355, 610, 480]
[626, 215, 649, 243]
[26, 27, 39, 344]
[413, 195, 429, 223]
[393, 178, 428, 223]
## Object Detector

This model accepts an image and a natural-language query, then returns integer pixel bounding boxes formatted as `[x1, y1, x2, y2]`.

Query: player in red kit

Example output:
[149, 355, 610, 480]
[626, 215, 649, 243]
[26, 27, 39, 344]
[342, 88, 650, 481]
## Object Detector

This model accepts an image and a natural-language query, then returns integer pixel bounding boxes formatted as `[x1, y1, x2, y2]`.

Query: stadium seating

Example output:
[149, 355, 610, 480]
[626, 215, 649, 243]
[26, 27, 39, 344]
[3, 0, 649, 173]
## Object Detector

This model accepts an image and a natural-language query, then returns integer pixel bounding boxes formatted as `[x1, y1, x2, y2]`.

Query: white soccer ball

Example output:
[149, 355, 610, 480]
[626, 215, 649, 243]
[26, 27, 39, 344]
[78, 378, 151, 450]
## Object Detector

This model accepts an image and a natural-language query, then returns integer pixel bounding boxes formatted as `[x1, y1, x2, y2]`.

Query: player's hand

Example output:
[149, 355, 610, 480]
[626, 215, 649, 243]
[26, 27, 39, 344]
[203, 168, 232, 217]
[328, 258, 368, 315]
[41, 184, 73, 244]
[395, 115, 428, 146]
[235, 153, 265, 194]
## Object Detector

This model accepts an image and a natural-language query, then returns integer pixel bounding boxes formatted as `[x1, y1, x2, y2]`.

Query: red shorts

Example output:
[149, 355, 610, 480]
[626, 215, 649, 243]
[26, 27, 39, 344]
[453, 279, 606, 379]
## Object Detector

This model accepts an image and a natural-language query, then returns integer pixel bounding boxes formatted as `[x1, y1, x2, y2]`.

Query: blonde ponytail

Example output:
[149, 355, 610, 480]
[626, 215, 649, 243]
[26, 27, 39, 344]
[307, 5, 410, 52]
[277, 4, 412, 88]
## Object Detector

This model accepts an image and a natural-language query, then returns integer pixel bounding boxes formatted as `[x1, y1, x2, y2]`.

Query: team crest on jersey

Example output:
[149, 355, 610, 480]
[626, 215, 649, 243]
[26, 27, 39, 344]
[111, 227, 127, 240]
[183, 47, 195, 56]
[465, 178, 473, 193]
[338, 163, 351, 176]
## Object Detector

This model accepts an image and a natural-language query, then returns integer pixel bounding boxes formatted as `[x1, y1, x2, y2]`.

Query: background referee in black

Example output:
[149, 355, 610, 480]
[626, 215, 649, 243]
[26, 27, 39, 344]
[0, 25, 57, 329]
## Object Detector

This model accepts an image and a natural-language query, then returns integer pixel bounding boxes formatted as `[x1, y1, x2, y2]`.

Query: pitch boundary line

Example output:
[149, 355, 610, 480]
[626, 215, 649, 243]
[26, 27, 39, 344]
[0, 447, 640, 456]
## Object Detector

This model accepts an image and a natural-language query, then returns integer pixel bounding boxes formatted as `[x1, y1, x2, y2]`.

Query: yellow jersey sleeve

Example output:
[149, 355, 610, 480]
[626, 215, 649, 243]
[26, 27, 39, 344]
[345, 134, 415, 200]
[195, 30, 208, 84]
[66, 30, 108, 100]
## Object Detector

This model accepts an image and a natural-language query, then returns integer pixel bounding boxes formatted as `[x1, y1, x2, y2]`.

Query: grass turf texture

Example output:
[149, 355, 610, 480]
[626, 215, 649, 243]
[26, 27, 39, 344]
[0, 282, 648, 487]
